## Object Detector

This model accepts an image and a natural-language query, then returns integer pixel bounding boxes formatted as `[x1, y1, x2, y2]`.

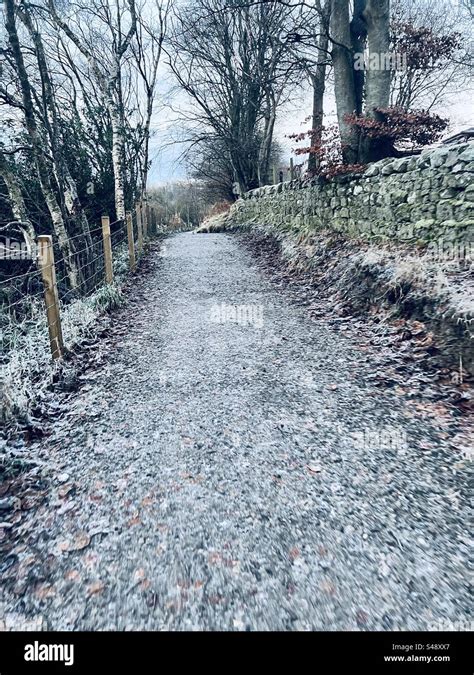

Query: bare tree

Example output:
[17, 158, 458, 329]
[130, 0, 170, 199]
[17, 3, 93, 257]
[4, 0, 80, 288]
[47, 0, 137, 220]
[168, 0, 304, 192]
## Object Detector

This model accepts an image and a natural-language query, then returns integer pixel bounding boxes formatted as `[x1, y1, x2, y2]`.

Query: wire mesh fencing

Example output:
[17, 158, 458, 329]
[0, 202, 159, 360]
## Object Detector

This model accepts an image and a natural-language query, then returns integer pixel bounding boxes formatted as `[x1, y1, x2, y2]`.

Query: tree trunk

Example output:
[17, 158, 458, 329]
[4, 0, 79, 289]
[0, 150, 36, 254]
[258, 94, 277, 186]
[108, 97, 127, 221]
[330, 0, 360, 164]
[360, 0, 392, 162]
[350, 0, 367, 115]
[46, 0, 135, 221]
[308, 3, 330, 174]
[19, 7, 93, 263]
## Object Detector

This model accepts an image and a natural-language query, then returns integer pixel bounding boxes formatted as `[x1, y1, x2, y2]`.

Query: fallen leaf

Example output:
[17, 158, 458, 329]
[58, 483, 76, 499]
[133, 568, 146, 582]
[65, 570, 80, 582]
[87, 581, 105, 596]
[356, 609, 369, 627]
[289, 547, 300, 561]
[59, 532, 91, 553]
[34, 584, 56, 600]
[307, 463, 322, 474]
[127, 515, 141, 527]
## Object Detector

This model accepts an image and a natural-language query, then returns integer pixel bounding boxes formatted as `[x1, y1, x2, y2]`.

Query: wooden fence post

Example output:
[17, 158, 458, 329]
[126, 211, 136, 271]
[101, 215, 113, 284]
[37, 235, 64, 360]
[289, 157, 294, 180]
[272, 165, 277, 184]
[136, 203, 143, 256]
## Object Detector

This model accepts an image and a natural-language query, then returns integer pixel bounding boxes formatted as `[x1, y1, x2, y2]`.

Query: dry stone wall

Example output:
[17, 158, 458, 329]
[230, 142, 474, 247]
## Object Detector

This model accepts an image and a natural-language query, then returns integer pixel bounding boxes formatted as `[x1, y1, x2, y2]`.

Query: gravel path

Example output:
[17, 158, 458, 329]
[3, 232, 470, 630]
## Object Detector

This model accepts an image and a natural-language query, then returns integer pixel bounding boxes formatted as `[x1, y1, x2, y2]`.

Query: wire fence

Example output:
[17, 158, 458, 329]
[0, 202, 161, 359]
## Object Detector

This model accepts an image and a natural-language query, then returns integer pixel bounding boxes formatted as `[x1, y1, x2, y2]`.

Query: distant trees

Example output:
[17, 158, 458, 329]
[168, 0, 305, 193]
[149, 182, 209, 227]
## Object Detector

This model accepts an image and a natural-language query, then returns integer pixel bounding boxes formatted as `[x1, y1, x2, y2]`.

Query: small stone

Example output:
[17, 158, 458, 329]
[365, 164, 379, 177]
[459, 145, 474, 162]
[356, 609, 369, 627]
[382, 614, 393, 629]
[0, 497, 20, 512]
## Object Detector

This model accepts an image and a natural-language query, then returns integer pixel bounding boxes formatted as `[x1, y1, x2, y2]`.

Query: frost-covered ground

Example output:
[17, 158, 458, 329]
[0, 232, 470, 630]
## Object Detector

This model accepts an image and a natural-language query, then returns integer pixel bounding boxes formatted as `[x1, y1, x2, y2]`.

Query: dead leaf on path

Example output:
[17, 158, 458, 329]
[133, 568, 146, 583]
[307, 463, 322, 474]
[65, 570, 80, 582]
[127, 515, 141, 527]
[21, 490, 47, 510]
[289, 547, 300, 561]
[327, 384, 338, 391]
[87, 581, 105, 597]
[34, 584, 56, 600]
[320, 578, 336, 596]
[71, 532, 91, 551]
[141, 495, 154, 507]
[59, 532, 91, 553]
[58, 483, 76, 499]
[356, 609, 369, 627]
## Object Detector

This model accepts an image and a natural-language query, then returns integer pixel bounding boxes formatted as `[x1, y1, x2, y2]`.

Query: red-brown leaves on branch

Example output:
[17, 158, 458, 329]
[346, 108, 448, 153]
[392, 21, 461, 71]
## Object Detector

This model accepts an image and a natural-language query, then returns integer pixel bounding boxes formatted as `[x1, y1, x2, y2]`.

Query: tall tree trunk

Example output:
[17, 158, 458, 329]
[308, 1, 331, 174]
[330, 0, 360, 164]
[350, 0, 367, 115]
[46, 0, 136, 221]
[258, 93, 276, 186]
[0, 150, 36, 254]
[19, 7, 93, 262]
[108, 97, 127, 221]
[360, 0, 392, 162]
[5, 0, 79, 289]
